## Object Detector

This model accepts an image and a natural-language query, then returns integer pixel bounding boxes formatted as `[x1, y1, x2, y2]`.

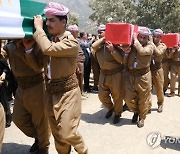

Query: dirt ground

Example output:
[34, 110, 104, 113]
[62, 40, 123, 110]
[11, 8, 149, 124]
[1, 85, 180, 154]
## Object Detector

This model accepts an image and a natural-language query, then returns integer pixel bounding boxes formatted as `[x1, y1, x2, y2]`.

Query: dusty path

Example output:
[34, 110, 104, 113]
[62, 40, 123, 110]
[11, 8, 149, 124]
[2, 87, 180, 154]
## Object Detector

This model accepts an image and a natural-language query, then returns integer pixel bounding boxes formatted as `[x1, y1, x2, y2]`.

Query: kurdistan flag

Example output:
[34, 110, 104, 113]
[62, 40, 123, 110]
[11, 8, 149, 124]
[0, 0, 46, 38]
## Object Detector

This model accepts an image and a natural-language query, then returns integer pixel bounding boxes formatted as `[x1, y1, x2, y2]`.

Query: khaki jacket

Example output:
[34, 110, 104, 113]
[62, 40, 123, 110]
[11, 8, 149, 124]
[91, 37, 123, 70]
[33, 29, 79, 79]
[2, 41, 43, 77]
[152, 42, 167, 62]
[77, 45, 85, 63]
[127, 41, 153, 70]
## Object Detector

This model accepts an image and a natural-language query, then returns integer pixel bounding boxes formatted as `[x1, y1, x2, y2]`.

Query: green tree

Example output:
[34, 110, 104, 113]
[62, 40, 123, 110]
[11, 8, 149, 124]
[89, 0, 137, 25]
[136, 0, 180, 32]
[68, 13, 79, 26]
[89, 0, 180, 33]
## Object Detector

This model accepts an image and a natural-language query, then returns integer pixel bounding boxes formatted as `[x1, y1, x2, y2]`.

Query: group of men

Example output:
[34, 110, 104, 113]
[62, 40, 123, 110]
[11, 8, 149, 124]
[0, 2, 88, 154]
[91, 25, 179, 128]
[0, 1, 180, 154]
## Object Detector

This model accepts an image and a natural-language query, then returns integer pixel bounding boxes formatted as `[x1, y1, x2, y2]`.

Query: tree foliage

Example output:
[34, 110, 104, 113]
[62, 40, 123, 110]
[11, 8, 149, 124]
[68, 13, 79, 26]
[89, 0, 137, 24]
[136, 0, 180, 32]
[89, 0, 180, 32]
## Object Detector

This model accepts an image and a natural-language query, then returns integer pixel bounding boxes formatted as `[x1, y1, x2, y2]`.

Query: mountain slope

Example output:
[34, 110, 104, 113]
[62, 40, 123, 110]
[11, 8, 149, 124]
[36, 0, 94, 32]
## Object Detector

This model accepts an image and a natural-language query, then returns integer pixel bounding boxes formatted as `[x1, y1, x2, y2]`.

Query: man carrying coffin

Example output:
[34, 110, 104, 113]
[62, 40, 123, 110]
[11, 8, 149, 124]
[150, 29, 167, 112]
[2, 38, 50, 154]
[91, 25, 124, 124]
[68, 24, 86, 96]
[33, 2, 88, 154]
[124, 27, 153, 128]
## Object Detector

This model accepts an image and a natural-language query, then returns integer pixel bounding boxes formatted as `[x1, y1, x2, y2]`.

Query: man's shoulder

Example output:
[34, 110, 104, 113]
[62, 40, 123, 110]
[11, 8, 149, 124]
[3, 41, 17, 52]
[64, 31, 78, 43]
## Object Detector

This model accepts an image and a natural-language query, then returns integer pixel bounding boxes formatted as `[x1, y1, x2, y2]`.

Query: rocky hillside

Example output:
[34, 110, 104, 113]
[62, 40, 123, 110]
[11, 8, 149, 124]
[37, 0, 94, 32]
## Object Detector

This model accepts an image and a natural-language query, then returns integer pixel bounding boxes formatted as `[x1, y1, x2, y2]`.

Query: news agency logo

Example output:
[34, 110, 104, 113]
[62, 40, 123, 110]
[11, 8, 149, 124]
[146, 132, 180, 149]
[147, 132, 161, 148]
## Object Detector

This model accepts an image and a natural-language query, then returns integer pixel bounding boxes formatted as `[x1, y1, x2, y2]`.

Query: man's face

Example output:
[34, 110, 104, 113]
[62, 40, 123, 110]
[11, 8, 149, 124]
[82, 33, 88, 40]
[22, 38, 35, 46]
[137, 34, 149, 45]
[21, 38, 35, 49]
[46, 14, 66, 36]
[71, 31, 79, 39]
[98, 30, 105, 38]
[153, 35, 161, 44]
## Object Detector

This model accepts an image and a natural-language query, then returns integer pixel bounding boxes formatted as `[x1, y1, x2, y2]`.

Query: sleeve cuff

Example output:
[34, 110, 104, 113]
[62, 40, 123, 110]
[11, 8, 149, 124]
[33, 28, 45, 39]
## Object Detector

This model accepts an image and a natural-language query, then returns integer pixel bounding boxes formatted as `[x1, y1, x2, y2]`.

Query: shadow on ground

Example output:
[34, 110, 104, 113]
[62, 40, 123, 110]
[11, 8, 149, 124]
[81, 108, 134, 126]
[2, 143, 31, 154]
[160, 136, 180, 151]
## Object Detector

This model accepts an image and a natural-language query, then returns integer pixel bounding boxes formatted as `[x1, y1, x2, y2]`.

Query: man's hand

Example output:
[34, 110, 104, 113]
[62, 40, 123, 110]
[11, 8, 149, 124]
[34, 15, 43, 30]
[133, 33, 138, 42]
[106, 41, 115, 52]
[173, 45, 180, 51]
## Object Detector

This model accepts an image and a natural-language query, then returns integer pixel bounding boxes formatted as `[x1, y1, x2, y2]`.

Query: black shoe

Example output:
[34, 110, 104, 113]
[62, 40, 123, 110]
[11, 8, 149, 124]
[6, 121, 11, 128]
[137, 119, 144, 128]
[30, 138, 39, 152]
[132, 113, 138, 123]
[91, 89, 98, 93]
[5, 114, 12, 128]
[163, 89, 167, 95]
[113, 115, 120, 124]
[147, 109, 151, 114]
[105, 108, 114, 118]
[8, 97, 13, 101]
[35, 149, 48, 154]
[123, 104, 129, 111]
[84, 87, 92, 93]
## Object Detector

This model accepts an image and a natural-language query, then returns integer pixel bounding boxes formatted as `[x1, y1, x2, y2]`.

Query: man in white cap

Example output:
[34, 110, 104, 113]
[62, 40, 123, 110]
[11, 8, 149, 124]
[68, 25, 86, 96]
[90, 25, 106, 93]
[97, 24, 106, 38]
[90, 25, 105, 93]
[34, 2, 88, 154]
[68, 24, 79, 38]
[92, 24, 124, 124]
[124, 27, 153, 128]
[150, 29, 167, 112]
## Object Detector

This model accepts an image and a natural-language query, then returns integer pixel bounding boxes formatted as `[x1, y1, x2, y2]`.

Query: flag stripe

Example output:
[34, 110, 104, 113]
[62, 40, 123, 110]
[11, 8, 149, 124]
[0, 0, 24, 38]
[20, 0, 46, 37]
